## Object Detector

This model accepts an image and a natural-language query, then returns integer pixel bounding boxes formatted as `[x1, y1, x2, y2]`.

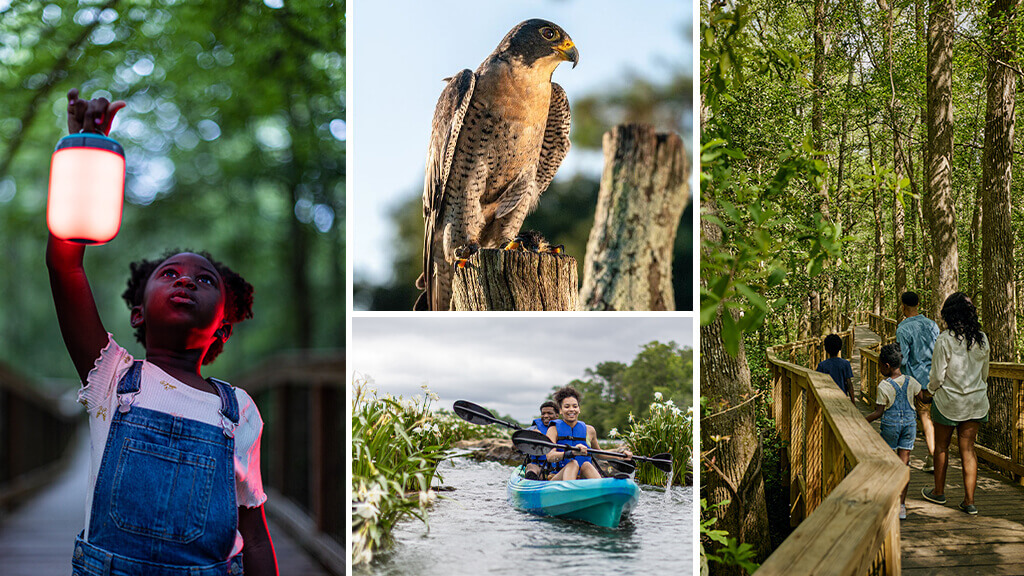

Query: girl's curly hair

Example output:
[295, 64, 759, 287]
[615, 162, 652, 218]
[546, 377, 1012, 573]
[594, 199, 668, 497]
[121, 250, 254, 365]
[940, 292, 986, 351]
[553, 385, 581, 408]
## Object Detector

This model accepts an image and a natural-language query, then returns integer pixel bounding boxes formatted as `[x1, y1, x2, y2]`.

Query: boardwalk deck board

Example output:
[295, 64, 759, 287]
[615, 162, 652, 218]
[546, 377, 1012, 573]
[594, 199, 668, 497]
[852, 324, 1024, 575]
[0, 430, 331, 575]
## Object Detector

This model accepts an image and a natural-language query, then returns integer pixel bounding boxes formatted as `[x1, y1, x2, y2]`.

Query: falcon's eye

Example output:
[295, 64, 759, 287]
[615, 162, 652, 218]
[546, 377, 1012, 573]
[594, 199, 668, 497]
[540, 27, 557, 40]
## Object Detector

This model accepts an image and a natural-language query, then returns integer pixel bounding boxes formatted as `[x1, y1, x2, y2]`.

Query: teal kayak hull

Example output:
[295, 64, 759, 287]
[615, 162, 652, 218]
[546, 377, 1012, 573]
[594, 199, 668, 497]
[506, 466, 639, 528]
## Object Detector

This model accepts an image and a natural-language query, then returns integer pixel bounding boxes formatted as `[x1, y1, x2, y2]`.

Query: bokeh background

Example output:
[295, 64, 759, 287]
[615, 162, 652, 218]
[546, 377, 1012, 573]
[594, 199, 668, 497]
[350, 0, 693, 310]
[0, 0, 345, 381]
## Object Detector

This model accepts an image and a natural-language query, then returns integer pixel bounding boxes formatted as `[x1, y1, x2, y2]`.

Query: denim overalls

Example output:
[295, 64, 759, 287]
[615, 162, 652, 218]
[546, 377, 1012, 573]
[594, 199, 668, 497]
[879, 376, 917, 451]
[72, 361, 243, 576]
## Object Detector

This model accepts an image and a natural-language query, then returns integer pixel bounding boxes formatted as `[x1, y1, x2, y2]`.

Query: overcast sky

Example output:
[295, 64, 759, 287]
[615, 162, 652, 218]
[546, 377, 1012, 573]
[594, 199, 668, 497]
[350, 0, 692, 290]
[351, 316, 693, 422]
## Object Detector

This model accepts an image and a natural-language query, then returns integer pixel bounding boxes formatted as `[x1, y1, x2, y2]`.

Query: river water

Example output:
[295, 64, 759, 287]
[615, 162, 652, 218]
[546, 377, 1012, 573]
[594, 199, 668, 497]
[360, 455, 694, 575]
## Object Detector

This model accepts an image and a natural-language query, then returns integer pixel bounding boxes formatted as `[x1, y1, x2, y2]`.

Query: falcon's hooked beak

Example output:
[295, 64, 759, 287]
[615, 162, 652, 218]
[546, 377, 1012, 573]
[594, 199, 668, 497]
[555, 39, 579, 69]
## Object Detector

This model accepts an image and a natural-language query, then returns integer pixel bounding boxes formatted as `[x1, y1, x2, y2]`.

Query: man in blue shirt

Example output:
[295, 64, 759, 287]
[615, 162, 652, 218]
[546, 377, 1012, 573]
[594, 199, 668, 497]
[817, 334, 855, 404]
[896, 291, 940, 472]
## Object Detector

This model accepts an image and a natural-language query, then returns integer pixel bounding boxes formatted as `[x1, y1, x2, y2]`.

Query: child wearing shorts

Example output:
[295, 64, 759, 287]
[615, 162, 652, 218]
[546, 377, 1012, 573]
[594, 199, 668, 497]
[866, 343, 921, 519]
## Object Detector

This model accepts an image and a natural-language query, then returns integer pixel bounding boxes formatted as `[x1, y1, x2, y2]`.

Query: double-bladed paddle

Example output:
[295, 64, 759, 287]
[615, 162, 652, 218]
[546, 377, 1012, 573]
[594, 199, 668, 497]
[511, 430, 673, 473]
[453, 400, 638, 475]
[453, 400, 524, 430]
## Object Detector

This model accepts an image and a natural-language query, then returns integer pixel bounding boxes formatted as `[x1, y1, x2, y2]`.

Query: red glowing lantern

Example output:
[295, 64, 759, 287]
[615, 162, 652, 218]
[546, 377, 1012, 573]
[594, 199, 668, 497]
[47, 133, 125, 245]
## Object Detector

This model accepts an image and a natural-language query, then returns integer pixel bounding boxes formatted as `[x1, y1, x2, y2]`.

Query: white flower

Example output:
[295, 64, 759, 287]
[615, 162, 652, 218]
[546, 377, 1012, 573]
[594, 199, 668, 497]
[665, 399, 675, 406]
[353, 501, 379, 520]
[609, 428, 619, 438]
[429, 391, 440, 401]
[364, 484, 385, 506]
[419, 489, 436, 506]
[412, 426, 423, 434]
[654, 392, 663, 400]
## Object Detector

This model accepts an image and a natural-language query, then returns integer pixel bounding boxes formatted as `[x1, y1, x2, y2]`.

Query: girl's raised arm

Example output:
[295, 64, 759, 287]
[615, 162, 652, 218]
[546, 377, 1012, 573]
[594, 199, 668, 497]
[47, 89, 125, 381]
[47, 235, 108, 382]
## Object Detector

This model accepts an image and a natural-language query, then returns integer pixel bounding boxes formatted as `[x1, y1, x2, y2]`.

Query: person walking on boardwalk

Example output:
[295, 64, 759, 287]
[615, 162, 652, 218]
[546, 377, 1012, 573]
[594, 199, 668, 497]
[920, 292, 989, 515]
[896, 291, 940, 472]
[816, 334, 855, 404]
[866, 343, 921, 520]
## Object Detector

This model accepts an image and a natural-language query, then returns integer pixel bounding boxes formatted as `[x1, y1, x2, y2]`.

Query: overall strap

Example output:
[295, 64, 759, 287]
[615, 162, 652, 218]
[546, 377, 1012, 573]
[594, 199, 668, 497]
[116, 361, 144, 413]
[207, 377, 240, 438]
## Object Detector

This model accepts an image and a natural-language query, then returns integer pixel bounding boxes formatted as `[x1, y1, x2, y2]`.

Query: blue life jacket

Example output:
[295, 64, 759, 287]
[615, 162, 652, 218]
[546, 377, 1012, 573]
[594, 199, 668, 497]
[525, 418, 554, 471]
[552, 419, 592, 471]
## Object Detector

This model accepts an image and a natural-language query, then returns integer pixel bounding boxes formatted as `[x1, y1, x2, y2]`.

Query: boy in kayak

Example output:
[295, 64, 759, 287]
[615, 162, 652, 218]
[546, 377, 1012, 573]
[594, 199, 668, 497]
[524, 401, 559, 480]
[545, 386, 631, 480]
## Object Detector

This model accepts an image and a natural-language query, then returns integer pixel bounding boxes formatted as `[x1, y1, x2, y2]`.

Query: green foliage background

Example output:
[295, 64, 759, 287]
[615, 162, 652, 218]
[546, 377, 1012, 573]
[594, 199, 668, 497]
[0, 0, 345, 383]
[553, 340, 693, 438]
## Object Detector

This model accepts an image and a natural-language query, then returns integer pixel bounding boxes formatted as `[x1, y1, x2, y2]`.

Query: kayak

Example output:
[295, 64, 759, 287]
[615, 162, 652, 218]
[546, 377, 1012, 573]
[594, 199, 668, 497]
[506, 466, 639, 528]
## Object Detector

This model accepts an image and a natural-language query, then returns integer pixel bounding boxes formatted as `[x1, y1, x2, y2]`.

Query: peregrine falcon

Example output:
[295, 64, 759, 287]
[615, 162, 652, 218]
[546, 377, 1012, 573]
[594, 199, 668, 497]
[414, 19, 578, 311]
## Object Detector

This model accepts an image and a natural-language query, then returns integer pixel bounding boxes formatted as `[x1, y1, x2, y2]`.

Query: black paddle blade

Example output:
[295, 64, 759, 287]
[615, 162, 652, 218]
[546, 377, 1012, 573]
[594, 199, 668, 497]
[511, 429, 563, 457]
[645, 453, 674, 473]
[605, 458, 636, 475]
[453, 400, 499, 426]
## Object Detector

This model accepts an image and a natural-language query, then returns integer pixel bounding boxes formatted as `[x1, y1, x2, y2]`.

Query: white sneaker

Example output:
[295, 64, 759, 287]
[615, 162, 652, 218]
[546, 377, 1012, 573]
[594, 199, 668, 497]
[899, 504, 907, 520]
[923, 455, 934, 472]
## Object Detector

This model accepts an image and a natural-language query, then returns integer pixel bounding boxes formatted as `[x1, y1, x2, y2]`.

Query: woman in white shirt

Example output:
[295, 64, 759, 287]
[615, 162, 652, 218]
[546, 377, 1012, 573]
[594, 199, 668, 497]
[920, 292, 989, 515]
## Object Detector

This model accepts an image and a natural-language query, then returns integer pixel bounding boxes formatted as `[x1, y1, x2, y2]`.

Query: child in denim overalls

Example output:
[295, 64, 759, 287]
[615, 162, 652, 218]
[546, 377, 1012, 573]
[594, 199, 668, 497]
[48, 90, 278, 575]
[866, 343, 921, 520]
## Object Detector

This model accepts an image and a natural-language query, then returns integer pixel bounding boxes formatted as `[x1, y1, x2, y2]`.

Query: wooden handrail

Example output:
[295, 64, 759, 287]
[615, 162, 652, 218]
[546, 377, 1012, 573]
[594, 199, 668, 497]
[857, 313, 1024, 485]
[0, 362, 80, 508]
[760, 335, 907, 575]
[235, 351, 345, 575]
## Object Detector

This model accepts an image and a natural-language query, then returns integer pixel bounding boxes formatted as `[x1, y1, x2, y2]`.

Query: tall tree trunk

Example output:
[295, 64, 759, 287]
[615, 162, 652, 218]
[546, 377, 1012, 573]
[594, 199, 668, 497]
[810, 0, 830, 335]
[926, 0, 958, 321]
[885, 0, 906, 316]
[981, 0, 1019, 362]
[968, 180, 983, 297]
[917, 0, 935, 311]
[866, 116, 884, 315]
[700, 205, 771, 569]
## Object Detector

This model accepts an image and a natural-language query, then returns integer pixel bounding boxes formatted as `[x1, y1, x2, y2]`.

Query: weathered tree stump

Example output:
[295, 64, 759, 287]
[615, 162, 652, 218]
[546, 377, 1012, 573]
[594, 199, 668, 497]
[580, 124, 690, 311]
[451, 248, 578, 311]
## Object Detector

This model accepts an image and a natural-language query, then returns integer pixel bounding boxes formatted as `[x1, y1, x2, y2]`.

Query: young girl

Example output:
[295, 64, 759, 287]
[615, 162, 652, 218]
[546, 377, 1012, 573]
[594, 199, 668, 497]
[49, 90, 278, 575]
[866, 343, 921, 520]
[544, 386, 631, 480]
[920, 292, 989, 515]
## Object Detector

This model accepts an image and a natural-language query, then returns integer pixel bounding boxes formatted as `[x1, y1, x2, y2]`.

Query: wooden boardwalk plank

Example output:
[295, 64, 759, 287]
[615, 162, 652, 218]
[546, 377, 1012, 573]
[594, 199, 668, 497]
[0, 431, 330, 575]
[853, 325, 1024, 575]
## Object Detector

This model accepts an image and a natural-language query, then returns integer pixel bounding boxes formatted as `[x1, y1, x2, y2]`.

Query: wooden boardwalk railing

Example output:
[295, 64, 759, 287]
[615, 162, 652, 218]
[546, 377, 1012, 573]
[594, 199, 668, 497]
[760, 321, 908, 575]
[0, 362, 79, 510]
[237, 351, 345, 575]
[859, 312, 1024, 486]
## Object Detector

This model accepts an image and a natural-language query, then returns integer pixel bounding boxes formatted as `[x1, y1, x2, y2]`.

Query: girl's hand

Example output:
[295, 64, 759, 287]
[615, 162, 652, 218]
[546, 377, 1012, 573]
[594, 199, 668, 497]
[621, 448, 633, 460]
[576, 444, 588, 456]
[67, 88, 126, 136]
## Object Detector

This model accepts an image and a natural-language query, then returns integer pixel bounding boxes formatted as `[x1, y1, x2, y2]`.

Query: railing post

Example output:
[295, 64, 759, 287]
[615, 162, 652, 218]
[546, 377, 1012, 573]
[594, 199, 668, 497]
[806, 389, 822, 512]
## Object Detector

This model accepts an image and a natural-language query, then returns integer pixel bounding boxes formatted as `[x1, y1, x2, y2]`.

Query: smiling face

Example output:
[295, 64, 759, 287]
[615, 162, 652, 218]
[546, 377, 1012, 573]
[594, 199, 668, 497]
[559, 396, 581, 424]
[540, 405, 558, 426]
[133, 252, 228, 348]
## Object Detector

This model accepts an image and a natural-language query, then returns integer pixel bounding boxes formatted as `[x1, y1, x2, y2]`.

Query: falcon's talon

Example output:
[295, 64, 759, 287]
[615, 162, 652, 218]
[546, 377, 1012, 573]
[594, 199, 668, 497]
[548, 244, 565, 254]
[456, 258, 475, 269]
[503, 240, 523, 251]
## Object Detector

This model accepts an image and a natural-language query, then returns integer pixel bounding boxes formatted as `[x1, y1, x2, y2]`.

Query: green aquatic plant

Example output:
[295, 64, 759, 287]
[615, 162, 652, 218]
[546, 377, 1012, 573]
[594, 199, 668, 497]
[613, 393, 693, 486]
[351, 374, 452, 565]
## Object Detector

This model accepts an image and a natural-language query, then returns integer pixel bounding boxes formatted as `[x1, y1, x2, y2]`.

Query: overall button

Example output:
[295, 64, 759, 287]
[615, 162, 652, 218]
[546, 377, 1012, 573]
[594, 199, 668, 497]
[74, 544, 84, 559]
[230, 559, 243, 574]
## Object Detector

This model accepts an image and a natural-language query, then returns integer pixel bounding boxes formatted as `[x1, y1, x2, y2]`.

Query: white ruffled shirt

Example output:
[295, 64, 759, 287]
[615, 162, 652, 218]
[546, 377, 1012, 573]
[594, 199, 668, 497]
[929, 330, 990, 422]
[79, 335, 267, 557]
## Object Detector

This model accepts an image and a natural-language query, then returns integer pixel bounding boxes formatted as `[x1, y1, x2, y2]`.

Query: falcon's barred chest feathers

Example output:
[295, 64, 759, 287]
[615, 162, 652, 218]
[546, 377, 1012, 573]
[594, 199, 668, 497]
[414, 19, 578, 311]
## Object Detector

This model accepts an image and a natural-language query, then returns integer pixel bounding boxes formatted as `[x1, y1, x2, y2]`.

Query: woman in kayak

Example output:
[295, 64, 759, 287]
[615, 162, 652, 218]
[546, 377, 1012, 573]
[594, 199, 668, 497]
[545, 386, 631, 480]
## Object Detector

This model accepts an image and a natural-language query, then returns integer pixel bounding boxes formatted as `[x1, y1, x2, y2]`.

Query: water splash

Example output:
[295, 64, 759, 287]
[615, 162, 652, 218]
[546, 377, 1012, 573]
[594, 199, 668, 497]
[664, 463, 674, 502]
